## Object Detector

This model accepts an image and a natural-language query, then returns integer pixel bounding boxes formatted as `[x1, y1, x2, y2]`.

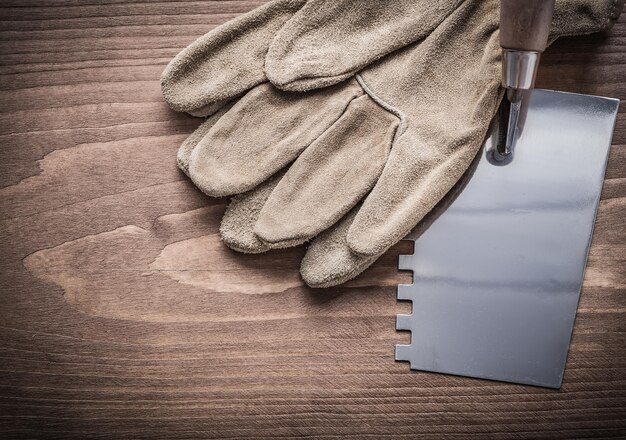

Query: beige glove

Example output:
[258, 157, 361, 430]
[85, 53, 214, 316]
[166, 0, 623, 288]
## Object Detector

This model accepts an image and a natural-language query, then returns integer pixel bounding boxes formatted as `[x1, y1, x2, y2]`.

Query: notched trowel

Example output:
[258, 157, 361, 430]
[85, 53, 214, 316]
[395, 0, 620, 388]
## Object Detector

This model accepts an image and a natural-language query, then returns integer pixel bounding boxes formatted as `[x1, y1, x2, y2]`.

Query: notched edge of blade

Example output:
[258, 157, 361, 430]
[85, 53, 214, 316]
[397, 282, 415, 301]
[395, 344, 412, 363]
[395, 262, 415, 366]
[398, 254, 414, 271]
[396, 314, 412, 331]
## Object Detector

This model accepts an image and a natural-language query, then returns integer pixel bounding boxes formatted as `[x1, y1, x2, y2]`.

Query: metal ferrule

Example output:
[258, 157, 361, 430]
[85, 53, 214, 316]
[502, 49, 541, 90]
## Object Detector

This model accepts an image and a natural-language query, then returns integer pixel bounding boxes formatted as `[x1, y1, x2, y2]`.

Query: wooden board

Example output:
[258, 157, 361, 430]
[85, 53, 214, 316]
[0, 1, 624, 438]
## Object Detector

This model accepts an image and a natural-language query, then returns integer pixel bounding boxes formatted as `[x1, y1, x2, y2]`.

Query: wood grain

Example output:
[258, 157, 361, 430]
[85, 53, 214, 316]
[0, 1, 624, 438]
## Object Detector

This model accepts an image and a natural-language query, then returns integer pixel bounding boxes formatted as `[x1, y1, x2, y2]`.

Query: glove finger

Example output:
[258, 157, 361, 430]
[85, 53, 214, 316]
[299, 206, 379, 288]
[254, 94, 399, 246]
[347, 132, 492, 257]
[161, 0, 307, 114]
[266, 0, 462, 92]
[220, 170, 306, 253]
[551, 0, 623, 39]
[220, 176, 275, 254]
[187, 80, 363, 197]
[177, 102, 235, 176]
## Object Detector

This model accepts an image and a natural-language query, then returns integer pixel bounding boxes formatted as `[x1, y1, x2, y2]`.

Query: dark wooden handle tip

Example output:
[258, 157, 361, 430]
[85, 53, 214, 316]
[500, 0, 556, 52]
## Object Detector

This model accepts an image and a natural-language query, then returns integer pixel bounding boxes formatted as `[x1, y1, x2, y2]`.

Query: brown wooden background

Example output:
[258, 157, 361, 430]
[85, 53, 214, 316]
[0, 1, 624, 438]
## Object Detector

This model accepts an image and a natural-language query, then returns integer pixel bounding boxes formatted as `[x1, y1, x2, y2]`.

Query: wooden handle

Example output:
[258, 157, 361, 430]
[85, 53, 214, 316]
[500, 0, 555, 52]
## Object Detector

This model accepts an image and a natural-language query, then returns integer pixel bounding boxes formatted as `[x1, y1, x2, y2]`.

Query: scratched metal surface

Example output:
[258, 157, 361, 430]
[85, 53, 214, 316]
[397, 90, 619, 388]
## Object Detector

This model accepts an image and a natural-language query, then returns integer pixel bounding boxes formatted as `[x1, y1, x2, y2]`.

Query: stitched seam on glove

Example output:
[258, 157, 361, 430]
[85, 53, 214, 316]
[355, 74, 407, 141]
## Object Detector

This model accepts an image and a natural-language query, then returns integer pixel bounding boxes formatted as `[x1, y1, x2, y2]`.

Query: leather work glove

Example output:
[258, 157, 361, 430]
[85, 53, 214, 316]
[163, 0, 623, 288]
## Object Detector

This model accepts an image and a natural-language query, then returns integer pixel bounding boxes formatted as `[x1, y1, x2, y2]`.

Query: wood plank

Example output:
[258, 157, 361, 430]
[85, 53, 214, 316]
[0, 1, 624, 438]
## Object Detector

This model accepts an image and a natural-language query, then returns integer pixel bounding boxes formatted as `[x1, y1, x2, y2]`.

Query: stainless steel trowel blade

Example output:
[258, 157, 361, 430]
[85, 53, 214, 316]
[396, 89, 619, 388]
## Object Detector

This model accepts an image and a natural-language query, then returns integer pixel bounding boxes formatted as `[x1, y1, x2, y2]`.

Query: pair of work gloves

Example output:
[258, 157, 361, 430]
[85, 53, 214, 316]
[161, 0, 623, 288]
